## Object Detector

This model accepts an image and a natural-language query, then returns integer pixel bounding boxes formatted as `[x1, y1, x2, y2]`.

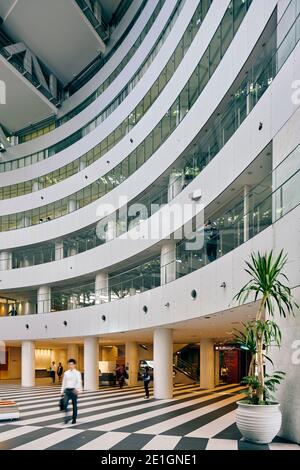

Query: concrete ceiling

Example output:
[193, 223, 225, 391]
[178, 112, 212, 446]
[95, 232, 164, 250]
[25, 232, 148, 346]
[0, 0, 106, 84]
[100, 0, 122, 22]
[4, 302, 258, 347]
[0, 56, 57, 131]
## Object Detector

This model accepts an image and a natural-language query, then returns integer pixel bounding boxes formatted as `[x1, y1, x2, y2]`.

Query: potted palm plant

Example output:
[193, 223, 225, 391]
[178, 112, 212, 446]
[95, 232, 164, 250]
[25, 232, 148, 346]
[233, 250, 298, 444]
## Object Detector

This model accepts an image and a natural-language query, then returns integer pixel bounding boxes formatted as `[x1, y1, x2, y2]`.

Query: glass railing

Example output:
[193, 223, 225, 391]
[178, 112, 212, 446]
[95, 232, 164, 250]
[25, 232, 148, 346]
[0, 0, 252, 231]
[0, 0, 197, 182]
[75, 0, 110, 42]
[2, 0, 165, 154]
[0, 5, 296, 271]
[3, 154, 298, 315]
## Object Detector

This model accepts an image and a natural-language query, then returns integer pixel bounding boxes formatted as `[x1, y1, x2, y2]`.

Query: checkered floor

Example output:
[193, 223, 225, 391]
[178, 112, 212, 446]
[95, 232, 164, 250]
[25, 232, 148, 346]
[0, 383, 298, 450]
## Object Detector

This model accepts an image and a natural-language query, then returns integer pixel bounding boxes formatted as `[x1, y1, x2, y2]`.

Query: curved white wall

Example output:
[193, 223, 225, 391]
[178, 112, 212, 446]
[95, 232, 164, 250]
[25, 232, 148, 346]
[0, 205, 298, 341]
[1, 44, 299, 289]
[0, 0, 286, 253]
[0, 0, 211, 186]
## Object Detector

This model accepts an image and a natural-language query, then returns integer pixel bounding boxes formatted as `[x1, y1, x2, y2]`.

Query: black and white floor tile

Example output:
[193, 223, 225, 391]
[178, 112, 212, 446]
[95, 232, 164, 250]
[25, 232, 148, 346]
[0, 383, 298, 450]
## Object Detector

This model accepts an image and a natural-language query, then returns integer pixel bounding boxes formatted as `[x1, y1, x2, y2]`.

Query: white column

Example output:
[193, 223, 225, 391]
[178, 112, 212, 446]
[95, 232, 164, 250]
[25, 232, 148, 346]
[200, 339, 215, 389]
[22, 255, 31, 267]
[22, 341, 35, 387]
[67, 344, 79, 363]
[129, 287, 136, 296]
[79, 160, 86, 171]
[55, 241, 64, 261]
[84, 337, 99, 391]
[24, 301, 35, 315]
[32, 181, 39, 192]
[160, 241, 176, 285]
[68, 198, 77, 213]
[125, 342, 139, 386]
[0, 251, 12, 270]
[154, 328, 173, 399]
[19, 214, 31, 228]
[95, 272, 109, 304]
[168, 171, 183, 202]
[67, 294, 78, 310]
[37, 285, 51, 313]
[214, 349, 220, 386]
[67, 244, 78, 257]
[105, 219, 117, 242]
[243, 185, 250, 242]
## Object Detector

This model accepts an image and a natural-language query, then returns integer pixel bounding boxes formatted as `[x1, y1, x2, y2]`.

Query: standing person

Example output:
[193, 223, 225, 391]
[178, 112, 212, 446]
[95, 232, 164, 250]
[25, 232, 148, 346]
[118, 365, 127, 389]
[220, 364, 229, 384]
[8, 306, 17, 316]
[142, 367, 151, 399]
[50, 361, 56, 384]
[204, 220, 219, 262]
[57, 362, 63, 384]
[115, 364, 120, 386]
[61, 358, 82, 424]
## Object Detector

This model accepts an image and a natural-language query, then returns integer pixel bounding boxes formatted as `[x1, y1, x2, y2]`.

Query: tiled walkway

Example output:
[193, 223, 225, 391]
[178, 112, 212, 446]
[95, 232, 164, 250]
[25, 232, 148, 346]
[0, 383, 298, 450]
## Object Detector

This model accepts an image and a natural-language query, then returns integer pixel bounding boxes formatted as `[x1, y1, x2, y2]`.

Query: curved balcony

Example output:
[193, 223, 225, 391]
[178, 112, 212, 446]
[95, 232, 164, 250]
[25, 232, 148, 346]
[0, 0, 171, 164]
[0, 160, 298, 333]
[0, 0, 298, 263]
[0, 0, 206, 182]
[0, 0, 255, 228]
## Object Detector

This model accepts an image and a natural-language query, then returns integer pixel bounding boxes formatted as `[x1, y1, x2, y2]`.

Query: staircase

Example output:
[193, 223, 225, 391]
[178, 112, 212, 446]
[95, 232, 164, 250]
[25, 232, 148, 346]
[173, 357, 199, 383]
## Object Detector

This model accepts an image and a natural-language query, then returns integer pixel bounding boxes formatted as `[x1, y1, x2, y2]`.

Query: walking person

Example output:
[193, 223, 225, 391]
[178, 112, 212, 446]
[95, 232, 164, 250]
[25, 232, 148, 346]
[61, 358, 82, 424]
[50, 361, 56, 384]
[142, 367, 151, 399]
[57, 362, 63, 384]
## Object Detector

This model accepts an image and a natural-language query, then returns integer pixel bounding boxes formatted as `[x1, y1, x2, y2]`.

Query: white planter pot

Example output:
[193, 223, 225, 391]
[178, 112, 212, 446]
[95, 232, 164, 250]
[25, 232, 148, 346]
[236, 401, 282, 444]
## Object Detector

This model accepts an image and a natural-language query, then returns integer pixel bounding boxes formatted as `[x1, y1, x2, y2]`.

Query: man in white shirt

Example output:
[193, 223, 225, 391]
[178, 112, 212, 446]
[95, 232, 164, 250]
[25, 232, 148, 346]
[61, 358, 82, 424]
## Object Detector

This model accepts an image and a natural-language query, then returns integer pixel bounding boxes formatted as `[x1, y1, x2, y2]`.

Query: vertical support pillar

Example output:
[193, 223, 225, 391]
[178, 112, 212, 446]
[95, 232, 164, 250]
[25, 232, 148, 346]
[22, 341, 35, 387]
[84, 337, 99, 391]
[37, 286, 51, 313]
[95, 272, 109, 304]
[55, 241, 64, 261]
[160, 241, 176, 285]
[68, 198, 77, 213]
[168, 171, 183, 202]
[200, 339, 215, 389]
[0, 251, 12, 270]
[214, 348, 220, 386]
[32, 181, 39, 192]
[154, 328, 173, 399]
[125, 342, 139, 386]
[244, 185, 250, 242]
[24, 301, 35, 315]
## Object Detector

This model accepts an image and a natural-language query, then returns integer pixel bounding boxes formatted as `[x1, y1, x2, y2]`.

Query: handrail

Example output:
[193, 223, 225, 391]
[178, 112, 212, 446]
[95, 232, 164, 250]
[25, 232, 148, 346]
[0, 0, 254, 232]
[2, 5, 298, 270]
[1, 155, 299, 314]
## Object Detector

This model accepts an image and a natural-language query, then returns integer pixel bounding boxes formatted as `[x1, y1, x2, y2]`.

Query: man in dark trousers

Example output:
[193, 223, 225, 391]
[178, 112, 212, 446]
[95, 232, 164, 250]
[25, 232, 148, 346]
[61, 358, 82, 424]
[50, 361, 56, 383]
[8, 306, 17, 316]
[142, 367, 151, 399]
[204, 220, 220, 262]
[57, 362, 63, 384]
